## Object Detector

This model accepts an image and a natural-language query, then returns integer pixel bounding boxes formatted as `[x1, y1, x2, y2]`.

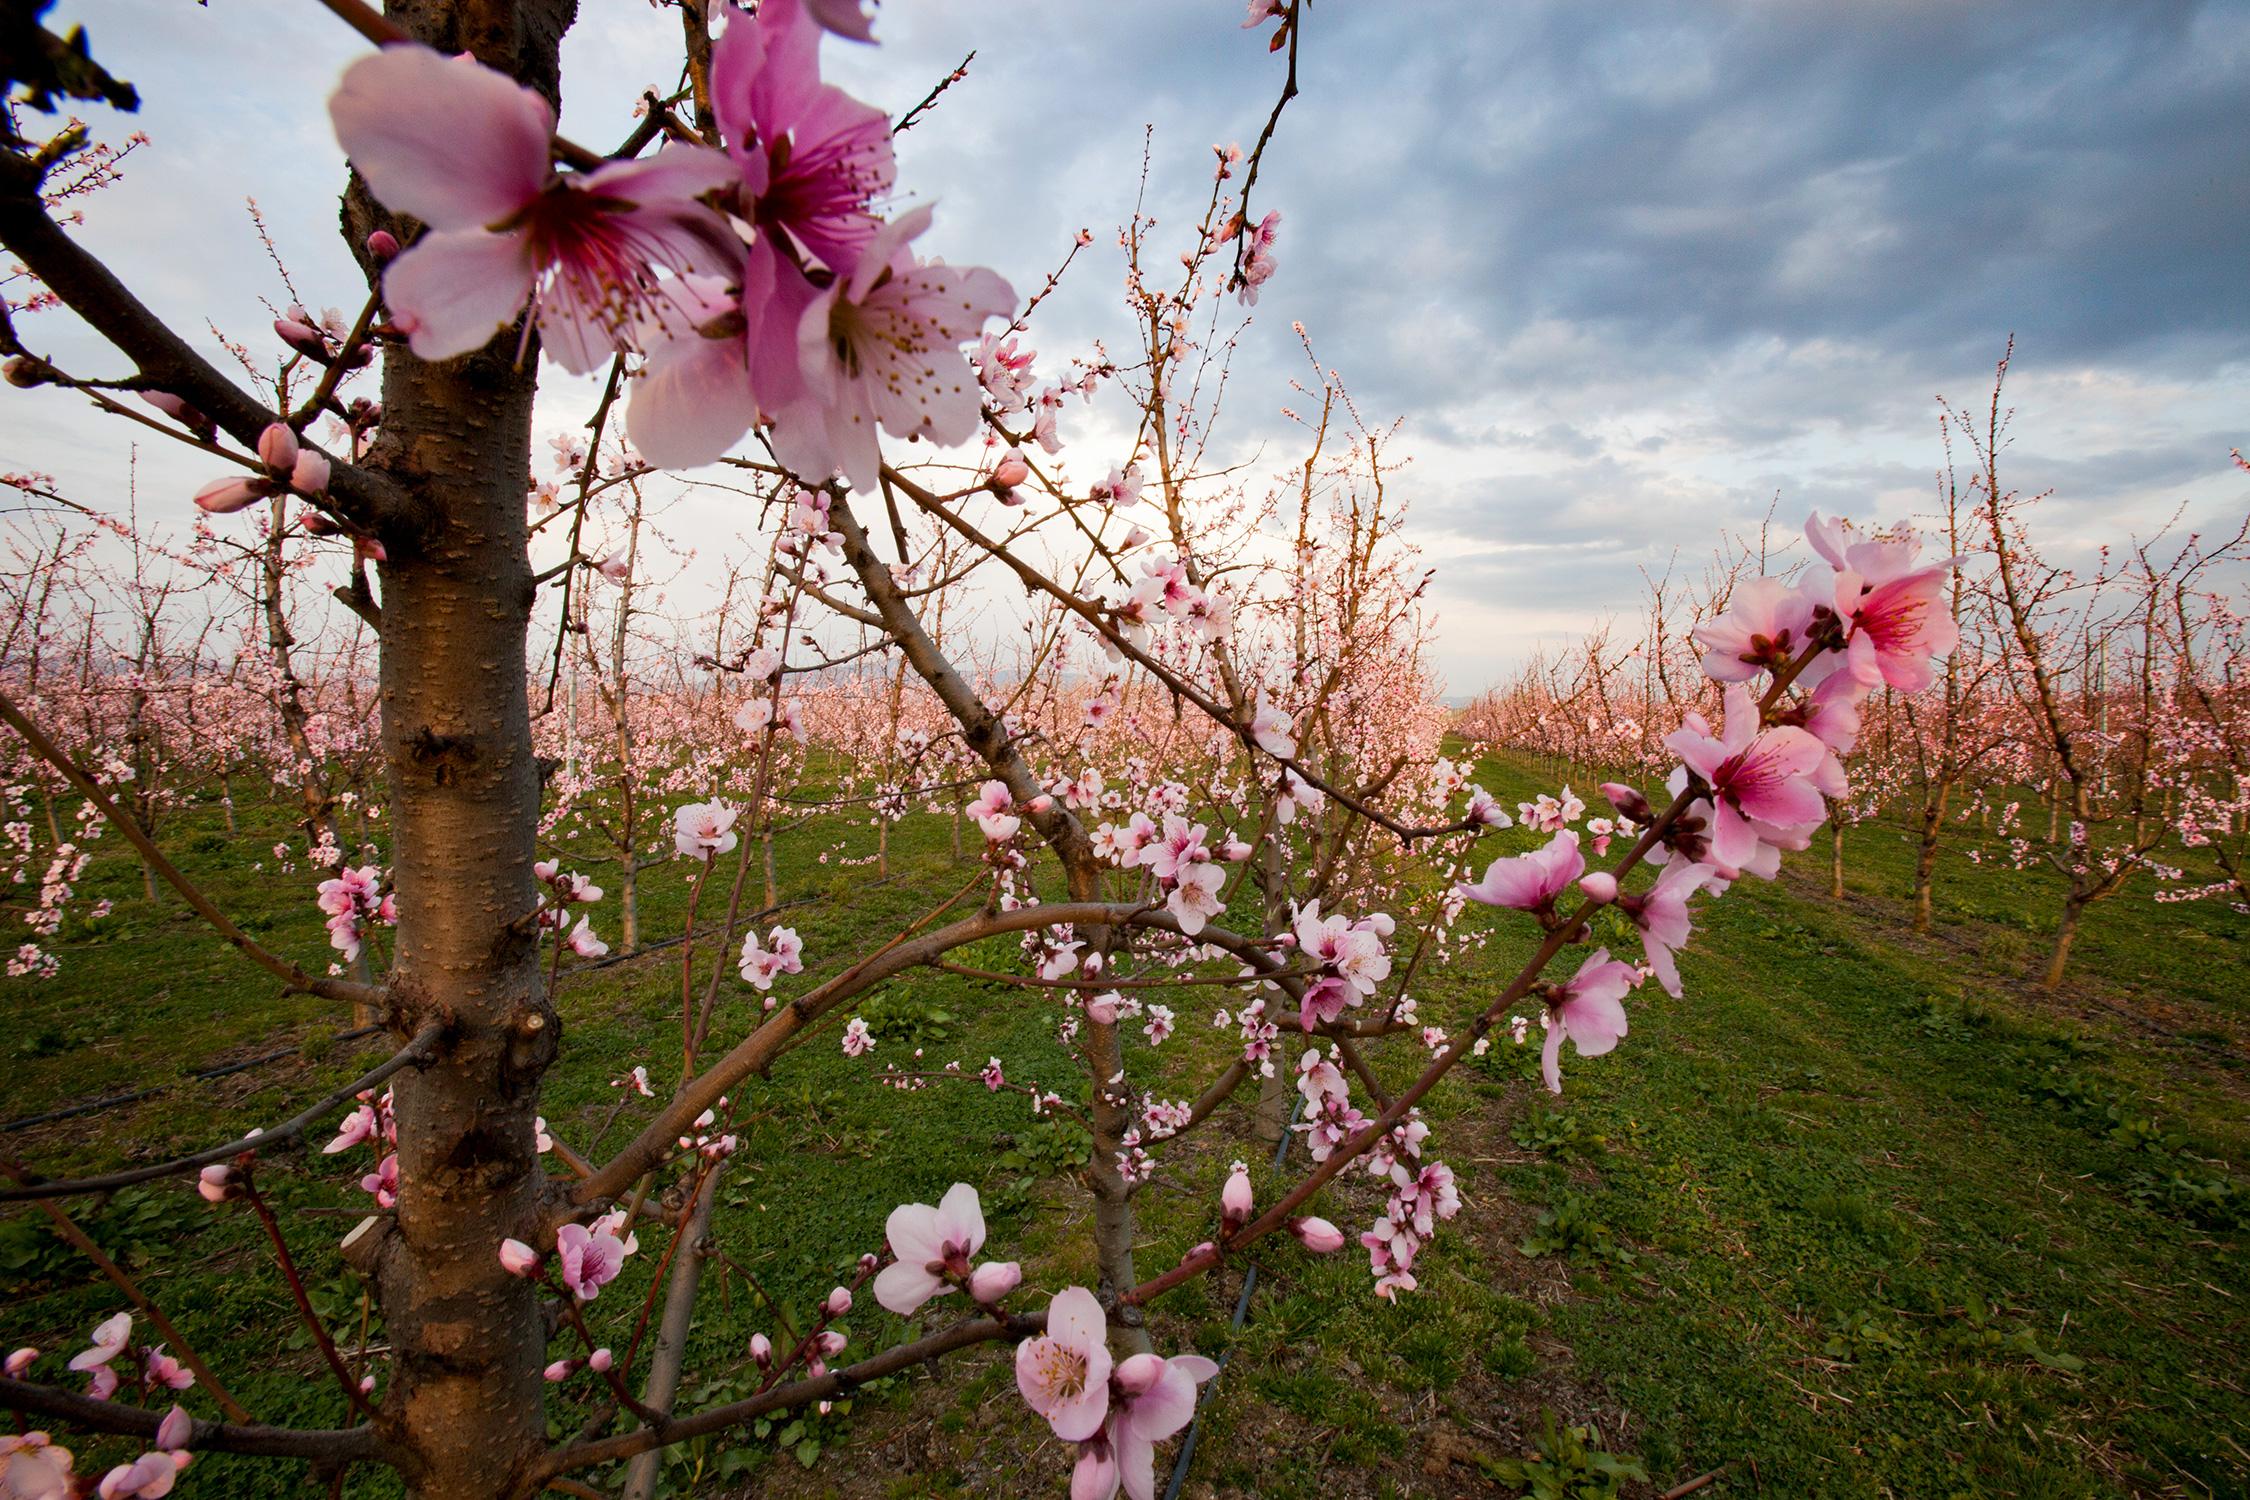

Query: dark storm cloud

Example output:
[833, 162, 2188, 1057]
[1230, 0, 2250, 430]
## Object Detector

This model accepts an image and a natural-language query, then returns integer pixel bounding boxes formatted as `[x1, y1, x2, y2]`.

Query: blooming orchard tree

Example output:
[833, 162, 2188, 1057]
[0, 3, 1956, 1496]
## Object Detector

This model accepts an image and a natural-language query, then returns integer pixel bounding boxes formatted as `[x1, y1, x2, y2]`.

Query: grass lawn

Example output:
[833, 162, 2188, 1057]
[1, 746, 2243, 1498]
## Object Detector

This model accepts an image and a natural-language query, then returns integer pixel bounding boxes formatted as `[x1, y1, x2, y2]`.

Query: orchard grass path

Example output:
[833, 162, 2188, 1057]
[0, 747, 2242, 1498]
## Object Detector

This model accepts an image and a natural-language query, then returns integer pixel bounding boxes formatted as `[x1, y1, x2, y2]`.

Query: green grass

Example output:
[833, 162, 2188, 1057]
[1, 746, 2244, 1497]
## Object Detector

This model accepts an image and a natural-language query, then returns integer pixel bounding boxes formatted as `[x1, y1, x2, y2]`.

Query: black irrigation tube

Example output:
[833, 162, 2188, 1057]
[1, 1025, 384, 1133]
[1163, 1091, 1305, 1500]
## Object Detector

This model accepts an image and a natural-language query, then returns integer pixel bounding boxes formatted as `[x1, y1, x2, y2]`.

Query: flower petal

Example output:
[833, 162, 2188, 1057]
[382, 230, 535, 362]
[330, 45, 551, 230]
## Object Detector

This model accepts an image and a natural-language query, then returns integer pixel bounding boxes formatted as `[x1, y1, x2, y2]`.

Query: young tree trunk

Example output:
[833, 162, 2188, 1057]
[1911, 811, 1941, 934]
[338, 4, 571, 1492]
[2041, 891, 2087, 991]
[1828, 817, 1845, 900]
[618, 859, 639, 954]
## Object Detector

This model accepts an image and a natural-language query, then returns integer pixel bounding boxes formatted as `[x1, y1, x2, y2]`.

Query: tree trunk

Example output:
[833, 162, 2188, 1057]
[341, 5, 572, 1492]
[1909, 781, 1951, 933]
[1828, 818, 1845, 901]
[618, 859, 639, 955]
[2042, 893, 2086, 991]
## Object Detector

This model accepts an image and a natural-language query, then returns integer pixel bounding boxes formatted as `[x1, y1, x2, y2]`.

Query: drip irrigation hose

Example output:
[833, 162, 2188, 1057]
[1162, 1090, 1305, 1500]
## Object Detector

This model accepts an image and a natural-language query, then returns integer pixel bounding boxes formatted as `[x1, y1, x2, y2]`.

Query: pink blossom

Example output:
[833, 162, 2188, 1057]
[738, 925, 805, 990]
[1693, 576, 1819, 683]
[1456, 830, 1584, 912]
[1089, 463, 1144, 508]
[96, 1452, 189, 1499]
[1165, 861, 1227, 936]
[766, 205, 1015, 493]
[1540, 948, 1638, 1094]
[555, 1222, 626, 1301]
[359, 1154, 398, 1209]
[673, 800, 739, 860]
[873, 1182, 984, 1315]
[1834, 558, 1958, 693]
[969, 780, 1021, 841]
[1664, 685, 1828, 869]
[1103, 1351, 1221, 1500]
[3, 1348, 34, 1378]
[328, 45, 739, 371]
[564, 916, 609, 959]
[323, 1103, 378, 1155]
[1016, 1286, 1112, 1442]
[1249, 695, 1296, 757]
[841, 1016, 875, 1056]
[0, 1432, 75, 1500]
[141, 1346, 191, 1392]
[153, 1406, 191, 1453]
[68, 1313, 130, 1378]
[1620, 858, 1716, 998]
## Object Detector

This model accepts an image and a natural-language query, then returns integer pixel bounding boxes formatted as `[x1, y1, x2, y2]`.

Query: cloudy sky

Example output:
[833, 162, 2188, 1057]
[13, 0, 2248, 694]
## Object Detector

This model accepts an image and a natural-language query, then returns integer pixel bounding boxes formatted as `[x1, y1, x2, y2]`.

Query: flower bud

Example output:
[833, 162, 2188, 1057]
[141, 391, 216, 440]
[588, 1347, 613, 1373]
[257, 424, 299, 470]
[156, 1404, 193, 1451]
[1577, 872, 1618, 905]
[196, 1164, 236, 1202]
[193, 476, 275, 515]
[291, 450, 331, 495]
[990, 450, 1030, 488]
[825, 1286, 852, 1317]
[1289, 1216, 1345, 1254]
[1221, 1161, 1253, 1226]
[3, 355, 51, 388]
[968, 1260, 1021, 1304]
[274, 318, 328, 359]
[5, 1347, 36, 1377]
[750, 1333, 773, 1366]
[859, 1252, 880, 1274]
[815, 1329, 847, 1357]
[498, 1238, 541, 1277]
[1028, 795, 1053, 813]
[365, 229, 401, 263]
[1600, 782, 1652, 823]
[543, 1359, 575, 1383]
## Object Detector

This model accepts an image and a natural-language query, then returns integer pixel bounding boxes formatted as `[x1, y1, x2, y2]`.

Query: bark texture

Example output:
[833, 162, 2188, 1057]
[342, 2, 575, 1491]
